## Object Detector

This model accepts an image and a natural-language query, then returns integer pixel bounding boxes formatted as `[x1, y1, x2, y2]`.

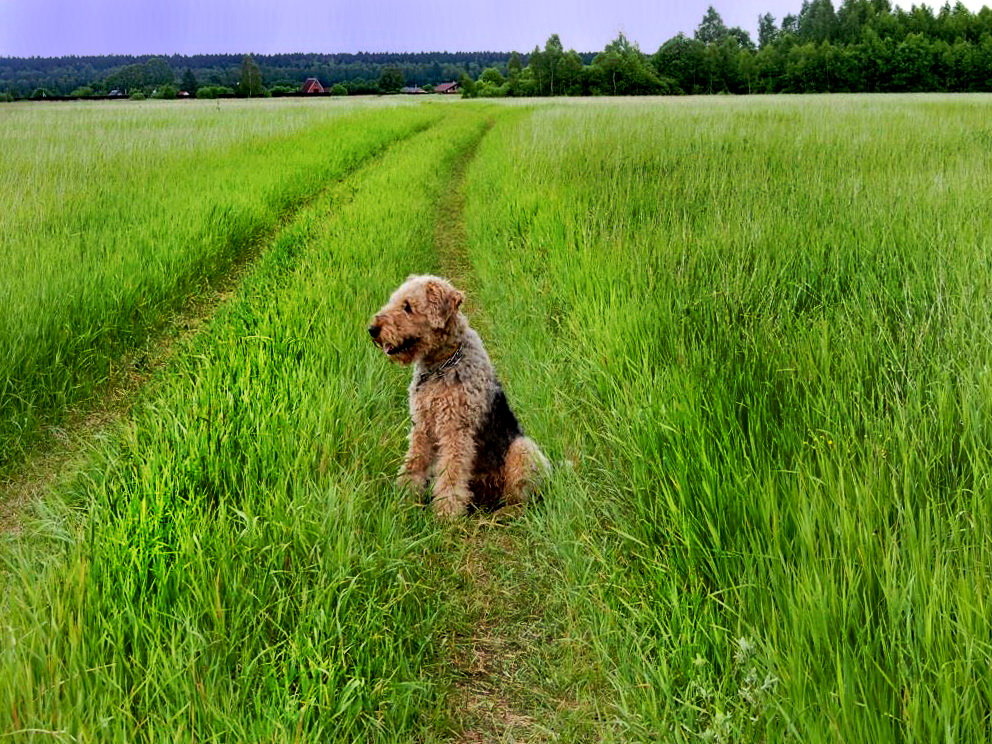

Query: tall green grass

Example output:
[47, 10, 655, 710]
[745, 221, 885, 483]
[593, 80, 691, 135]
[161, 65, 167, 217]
[0, 99, 440, 472]
[462, 94, 992, 742]
[5, 95, 992, 743]
[0, 105, 496, 742]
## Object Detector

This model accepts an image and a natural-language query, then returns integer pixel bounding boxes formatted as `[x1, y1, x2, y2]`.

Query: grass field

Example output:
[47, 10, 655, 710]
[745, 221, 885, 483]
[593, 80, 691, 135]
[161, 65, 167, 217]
[0, 97, 442, 473]
[2, 94, 992, 742]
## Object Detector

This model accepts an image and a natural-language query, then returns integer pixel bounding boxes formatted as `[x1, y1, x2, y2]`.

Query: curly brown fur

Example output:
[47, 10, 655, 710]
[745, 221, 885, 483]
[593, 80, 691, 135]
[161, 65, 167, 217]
[369, 275, 549, 518]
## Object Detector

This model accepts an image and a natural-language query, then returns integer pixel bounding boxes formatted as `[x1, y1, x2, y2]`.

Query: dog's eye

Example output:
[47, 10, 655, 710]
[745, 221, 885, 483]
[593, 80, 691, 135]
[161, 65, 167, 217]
[403, 301, 413, 314]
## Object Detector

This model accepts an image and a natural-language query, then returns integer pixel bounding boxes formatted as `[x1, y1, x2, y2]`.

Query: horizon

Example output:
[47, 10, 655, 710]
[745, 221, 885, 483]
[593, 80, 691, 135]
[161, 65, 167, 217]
[2, 0, 989, 59]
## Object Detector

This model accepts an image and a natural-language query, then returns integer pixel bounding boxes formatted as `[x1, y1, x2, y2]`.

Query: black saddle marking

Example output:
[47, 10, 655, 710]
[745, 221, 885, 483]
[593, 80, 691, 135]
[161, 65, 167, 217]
[469, 382, 522, 509]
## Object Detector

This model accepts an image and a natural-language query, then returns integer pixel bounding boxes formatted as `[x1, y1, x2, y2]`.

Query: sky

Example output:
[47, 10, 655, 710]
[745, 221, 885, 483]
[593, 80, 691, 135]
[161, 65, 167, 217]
[0, 0, 989, 58]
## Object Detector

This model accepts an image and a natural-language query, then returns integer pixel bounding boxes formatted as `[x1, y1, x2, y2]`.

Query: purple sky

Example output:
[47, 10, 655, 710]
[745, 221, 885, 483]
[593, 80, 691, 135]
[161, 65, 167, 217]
[1, 0, 989, 57]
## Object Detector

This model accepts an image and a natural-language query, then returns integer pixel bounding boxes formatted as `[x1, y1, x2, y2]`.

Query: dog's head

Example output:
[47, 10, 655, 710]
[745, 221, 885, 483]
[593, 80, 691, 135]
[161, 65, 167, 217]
[368, 275, 464, 364]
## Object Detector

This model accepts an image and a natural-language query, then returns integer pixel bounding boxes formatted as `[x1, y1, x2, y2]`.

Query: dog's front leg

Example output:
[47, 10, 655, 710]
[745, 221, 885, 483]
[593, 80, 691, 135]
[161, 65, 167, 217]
[398, 421, 434, 494]
[431, 426, 475, 519]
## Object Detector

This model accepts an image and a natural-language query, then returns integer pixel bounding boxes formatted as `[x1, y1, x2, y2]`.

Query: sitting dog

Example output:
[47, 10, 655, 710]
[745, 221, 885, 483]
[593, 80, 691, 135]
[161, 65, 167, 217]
[368, 275, 549, 518]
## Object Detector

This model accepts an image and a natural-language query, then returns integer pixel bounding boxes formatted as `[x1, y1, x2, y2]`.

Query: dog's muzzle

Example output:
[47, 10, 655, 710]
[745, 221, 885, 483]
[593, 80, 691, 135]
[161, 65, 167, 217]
[385, 336, 419, 356]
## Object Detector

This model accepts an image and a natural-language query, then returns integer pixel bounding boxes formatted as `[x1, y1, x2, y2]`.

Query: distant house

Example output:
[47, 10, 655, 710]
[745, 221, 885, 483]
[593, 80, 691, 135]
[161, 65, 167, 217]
[400, 85, 427, 94]
[301, 78, 325, 94]
[434, 81, 460, 94]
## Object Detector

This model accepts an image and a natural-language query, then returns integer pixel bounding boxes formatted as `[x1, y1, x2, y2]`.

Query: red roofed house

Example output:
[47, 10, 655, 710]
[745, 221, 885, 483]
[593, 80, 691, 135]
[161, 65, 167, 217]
[434, 81, 460, 94]
[301, 78, 325, 94]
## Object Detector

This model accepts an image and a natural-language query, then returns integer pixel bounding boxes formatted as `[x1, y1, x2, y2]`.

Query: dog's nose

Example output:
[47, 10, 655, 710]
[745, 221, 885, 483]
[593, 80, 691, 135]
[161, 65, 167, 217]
[368, 324, 381, 340]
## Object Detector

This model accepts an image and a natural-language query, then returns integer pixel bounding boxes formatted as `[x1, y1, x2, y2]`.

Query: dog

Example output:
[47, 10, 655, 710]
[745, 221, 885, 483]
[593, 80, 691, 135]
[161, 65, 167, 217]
[368, 275, 549, 518]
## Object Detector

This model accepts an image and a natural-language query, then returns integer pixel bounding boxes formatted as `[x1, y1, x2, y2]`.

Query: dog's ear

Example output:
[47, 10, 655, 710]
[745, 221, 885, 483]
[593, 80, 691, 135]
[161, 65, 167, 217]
[425, 279, 463, 329]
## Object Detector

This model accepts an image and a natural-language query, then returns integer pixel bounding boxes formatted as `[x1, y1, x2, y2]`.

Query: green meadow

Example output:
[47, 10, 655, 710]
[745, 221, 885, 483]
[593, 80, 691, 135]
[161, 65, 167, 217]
[2, 94, 992, 742]
[0, 97, 441, 470]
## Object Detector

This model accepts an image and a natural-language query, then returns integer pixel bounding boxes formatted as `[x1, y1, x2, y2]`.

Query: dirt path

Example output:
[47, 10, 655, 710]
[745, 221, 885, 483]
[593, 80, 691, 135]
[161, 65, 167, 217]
[0, 126, 429, 537]
[432, 117, 573, 744]
[432, 118, 492, 308]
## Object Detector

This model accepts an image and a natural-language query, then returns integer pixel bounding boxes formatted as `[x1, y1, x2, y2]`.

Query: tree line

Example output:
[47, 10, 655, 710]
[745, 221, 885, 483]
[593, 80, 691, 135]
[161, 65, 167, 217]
[0, 51, 526, 99]
[465, 1, 992, 97]
[2, 1, 991, 100]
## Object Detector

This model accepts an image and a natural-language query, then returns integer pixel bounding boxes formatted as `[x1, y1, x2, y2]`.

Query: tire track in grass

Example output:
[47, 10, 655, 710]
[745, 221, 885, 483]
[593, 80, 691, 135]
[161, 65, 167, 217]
[431, 112, 578, 744]
[0, 118, 438, 537]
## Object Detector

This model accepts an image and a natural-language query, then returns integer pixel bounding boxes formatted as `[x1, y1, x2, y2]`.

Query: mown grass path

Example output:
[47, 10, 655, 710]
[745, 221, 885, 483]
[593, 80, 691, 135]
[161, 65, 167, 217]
[429, 112, 598, 744]
[0, 118, 437, 536]
[430, 116, 547, 741]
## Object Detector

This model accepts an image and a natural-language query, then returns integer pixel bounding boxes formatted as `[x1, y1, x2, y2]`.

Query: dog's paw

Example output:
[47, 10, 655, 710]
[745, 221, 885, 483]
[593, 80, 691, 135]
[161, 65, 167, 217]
[431, 487, 471, 520]
[432, 498, 468, 520]
[396, 469, 429, 494]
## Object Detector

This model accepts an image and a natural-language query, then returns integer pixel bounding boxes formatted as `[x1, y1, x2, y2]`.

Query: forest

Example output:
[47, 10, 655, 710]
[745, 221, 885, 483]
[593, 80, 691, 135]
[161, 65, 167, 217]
[0, 51, 527, 99]
[497, 0, 992, 96]
[1, 0, 991, 99]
